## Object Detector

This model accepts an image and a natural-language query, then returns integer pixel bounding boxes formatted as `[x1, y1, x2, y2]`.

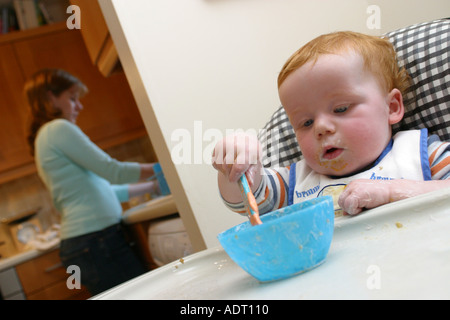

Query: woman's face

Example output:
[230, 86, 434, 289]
[49, 85, 83, 123]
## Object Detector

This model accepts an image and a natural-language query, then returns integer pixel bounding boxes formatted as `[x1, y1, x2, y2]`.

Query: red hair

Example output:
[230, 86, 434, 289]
[278, 31, 411, 96]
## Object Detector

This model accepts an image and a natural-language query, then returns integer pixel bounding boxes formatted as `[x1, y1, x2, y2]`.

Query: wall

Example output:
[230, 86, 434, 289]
[99, 0, 450, 249]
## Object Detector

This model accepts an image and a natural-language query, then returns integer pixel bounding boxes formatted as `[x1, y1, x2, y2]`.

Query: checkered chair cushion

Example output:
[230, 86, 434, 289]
[258, 18, 450, 168]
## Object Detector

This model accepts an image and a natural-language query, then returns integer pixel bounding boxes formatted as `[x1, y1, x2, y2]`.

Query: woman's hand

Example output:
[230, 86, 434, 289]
[128, 181, 159, 198]
[139, 163, 157, 180]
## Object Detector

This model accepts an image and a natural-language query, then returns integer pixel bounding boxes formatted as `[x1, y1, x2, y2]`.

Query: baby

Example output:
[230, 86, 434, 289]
[212, 31, 450, 217]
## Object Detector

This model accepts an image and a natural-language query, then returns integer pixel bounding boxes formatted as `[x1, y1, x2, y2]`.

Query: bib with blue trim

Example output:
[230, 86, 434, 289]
[288, 129, 431, 215]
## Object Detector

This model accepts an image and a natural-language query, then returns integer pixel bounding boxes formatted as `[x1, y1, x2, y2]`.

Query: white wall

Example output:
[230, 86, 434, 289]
[99, 0, 450, 250]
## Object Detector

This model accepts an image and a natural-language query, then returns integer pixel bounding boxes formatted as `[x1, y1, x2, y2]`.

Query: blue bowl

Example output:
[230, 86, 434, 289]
[217, 196, 334, 282]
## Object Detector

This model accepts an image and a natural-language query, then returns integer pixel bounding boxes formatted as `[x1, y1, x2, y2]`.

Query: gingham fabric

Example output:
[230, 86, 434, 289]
[258, 105, 302, 167]
[258, 18, 450, 168]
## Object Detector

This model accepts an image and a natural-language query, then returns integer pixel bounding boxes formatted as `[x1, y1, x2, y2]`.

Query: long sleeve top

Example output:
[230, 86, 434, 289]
[224, 131, 450, 216]
[35, 119, 141, 239]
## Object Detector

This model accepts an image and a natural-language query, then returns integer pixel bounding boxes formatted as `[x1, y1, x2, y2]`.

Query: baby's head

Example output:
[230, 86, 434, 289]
[278, 31, 411, 176]
[278, 31, 410, 97]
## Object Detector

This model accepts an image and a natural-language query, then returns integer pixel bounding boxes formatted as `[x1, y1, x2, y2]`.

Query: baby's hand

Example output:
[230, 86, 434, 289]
[212, 133, 262, 187]
[338, 179, 392, 215]
[338, 179, 447, 215]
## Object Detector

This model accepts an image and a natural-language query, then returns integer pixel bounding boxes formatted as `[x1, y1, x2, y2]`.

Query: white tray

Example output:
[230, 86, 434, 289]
[94, 188, 450, 300]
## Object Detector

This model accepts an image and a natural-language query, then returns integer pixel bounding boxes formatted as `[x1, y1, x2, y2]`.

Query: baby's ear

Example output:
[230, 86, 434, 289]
[387, 88, 404, 125]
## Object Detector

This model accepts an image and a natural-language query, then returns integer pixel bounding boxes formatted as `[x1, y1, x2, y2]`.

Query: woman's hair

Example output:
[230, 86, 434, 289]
[278, 31, 411, 97]
[25, 68, 87, 155]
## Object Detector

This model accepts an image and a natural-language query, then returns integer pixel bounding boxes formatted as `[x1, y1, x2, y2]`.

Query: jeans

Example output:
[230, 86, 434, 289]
[59, 223, 146, 296]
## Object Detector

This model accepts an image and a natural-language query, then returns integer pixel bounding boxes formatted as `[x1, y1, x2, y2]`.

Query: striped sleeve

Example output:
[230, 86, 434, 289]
[428, 134, 450, 180]
[221, 167, 290, 216]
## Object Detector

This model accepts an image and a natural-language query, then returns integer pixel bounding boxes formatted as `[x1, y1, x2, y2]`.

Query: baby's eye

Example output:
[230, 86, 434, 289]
[303, 119, 313, 127]
[334, 105, 349, 113]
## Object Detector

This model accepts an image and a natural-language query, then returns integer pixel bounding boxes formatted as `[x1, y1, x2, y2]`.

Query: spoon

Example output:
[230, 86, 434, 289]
[238, 173, 262, 226]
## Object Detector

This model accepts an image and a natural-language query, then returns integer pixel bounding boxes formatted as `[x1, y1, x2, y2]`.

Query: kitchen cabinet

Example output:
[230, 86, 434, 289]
[15, 248, 91, 300]
[0, 22, 147, 184]
[69, 0, 120, 77]
[0, 42, 34, 182]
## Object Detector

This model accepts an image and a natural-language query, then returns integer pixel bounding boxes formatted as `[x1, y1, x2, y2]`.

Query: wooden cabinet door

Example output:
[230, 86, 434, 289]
[13, 28, 146, 150]
[69, 0, 120, 77]
[69, 0, 109, 65]
[0, 43, 33, 174]
[15, 249, 91, 300]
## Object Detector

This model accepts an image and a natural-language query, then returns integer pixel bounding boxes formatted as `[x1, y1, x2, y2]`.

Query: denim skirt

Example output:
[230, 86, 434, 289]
[59, 223, 146, 296]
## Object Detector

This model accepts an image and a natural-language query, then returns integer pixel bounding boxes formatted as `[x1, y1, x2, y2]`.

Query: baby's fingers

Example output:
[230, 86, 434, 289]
[338, 192, 363, 215]
[212, 137, 234, 172]
[338, 179, 391, 215]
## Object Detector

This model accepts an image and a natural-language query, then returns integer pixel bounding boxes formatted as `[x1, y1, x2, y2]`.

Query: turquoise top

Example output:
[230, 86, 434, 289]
[35, 119, 141, 239]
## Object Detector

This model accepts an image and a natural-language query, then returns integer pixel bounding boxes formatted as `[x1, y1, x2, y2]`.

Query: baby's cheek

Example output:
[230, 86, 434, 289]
[303, 153, 327, 174]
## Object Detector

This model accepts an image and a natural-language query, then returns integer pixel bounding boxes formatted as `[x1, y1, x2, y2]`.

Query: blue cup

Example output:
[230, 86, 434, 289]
[153, 163, 170, 196]
[218, 196, 334, 282]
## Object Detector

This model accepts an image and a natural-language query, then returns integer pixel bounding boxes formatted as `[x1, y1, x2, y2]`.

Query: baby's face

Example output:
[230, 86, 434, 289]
[279, 52, 394, 176]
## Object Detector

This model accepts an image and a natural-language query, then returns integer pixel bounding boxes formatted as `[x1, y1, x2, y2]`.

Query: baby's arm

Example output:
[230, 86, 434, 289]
[339, 134, 450, 215]
[338, 179, 450, 215]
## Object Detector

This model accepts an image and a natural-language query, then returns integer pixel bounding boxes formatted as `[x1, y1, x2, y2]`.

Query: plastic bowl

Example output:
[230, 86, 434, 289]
[217, 196, 334, 282]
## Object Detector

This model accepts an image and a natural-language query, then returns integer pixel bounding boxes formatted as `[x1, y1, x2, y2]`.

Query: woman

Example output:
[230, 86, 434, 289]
[25, 68, 159, 295]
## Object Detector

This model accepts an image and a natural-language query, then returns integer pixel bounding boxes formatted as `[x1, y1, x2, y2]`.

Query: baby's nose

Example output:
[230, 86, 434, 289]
[314, 115, 336, 138]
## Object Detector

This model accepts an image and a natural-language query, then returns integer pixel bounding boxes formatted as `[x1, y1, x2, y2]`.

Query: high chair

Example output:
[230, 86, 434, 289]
[259, 18, 450, 168]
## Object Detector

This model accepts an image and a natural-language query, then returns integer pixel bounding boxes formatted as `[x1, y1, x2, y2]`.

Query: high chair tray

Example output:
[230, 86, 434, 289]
[94, 187, 450, 300]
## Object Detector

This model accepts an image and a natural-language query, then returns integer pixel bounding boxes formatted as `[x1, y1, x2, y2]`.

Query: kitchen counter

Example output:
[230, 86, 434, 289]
[0, 196, 177, 272]
[0, 248, 55, 272]
[122, 195, 177, 224]
[93, 187, 450, 300]
[0, 224, 60, 272]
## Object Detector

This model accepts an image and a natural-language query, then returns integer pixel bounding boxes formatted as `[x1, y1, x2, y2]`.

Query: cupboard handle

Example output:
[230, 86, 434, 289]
[44, 262, 63, 272]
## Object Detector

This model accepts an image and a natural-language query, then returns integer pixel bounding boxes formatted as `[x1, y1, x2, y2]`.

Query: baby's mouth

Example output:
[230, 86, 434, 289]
[322, 146, 344, 160]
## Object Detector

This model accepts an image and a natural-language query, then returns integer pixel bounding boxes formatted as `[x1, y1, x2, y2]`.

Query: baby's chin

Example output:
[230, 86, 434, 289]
[311, 160, 374, 178]
[310, 159, 350, 175]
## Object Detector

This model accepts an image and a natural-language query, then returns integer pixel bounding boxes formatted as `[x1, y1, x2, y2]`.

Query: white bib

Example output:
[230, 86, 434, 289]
[288, 129, 431, 214]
